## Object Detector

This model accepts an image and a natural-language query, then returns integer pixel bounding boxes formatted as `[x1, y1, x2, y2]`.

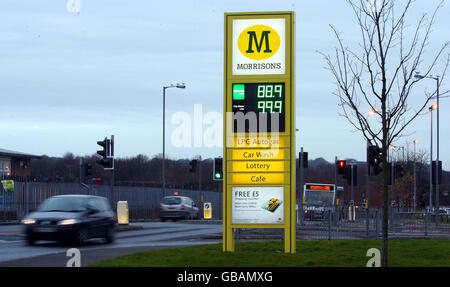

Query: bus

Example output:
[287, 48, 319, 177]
[302, 183, 336, 220]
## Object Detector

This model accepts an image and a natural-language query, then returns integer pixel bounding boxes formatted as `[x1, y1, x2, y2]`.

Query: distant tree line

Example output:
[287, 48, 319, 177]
[29, 152, 449, 207]
[30, 153, 219, 191]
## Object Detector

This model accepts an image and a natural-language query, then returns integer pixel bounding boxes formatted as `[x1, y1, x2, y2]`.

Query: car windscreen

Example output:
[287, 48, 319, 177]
[39, 197, 87, 212]
[162, 197, 182, 205]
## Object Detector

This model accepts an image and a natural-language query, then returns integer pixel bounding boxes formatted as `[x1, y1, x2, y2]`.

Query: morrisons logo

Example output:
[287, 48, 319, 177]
[237, 24, 280, 60]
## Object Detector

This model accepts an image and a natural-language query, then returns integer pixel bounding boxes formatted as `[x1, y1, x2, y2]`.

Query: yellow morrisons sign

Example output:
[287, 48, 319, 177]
[237, 24, 280, 60]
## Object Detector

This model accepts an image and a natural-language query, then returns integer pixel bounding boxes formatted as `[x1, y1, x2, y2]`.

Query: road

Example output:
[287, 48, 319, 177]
[0, 222, 222, 267]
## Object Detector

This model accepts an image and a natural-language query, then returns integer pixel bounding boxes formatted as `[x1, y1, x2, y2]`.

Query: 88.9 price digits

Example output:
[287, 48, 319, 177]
[257, 84, 283, 114]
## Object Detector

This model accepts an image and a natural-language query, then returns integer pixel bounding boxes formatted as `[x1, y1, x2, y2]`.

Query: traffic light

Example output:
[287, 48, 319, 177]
[367, 146, 382, 175]
[395, 163, 404, 178]
[96, 137, 113, 169]
[213, 157, 223, 180]
[336, 160, 346, 175]
[299, 151, 308, 168]
[97, 138, 109, 158]
[84, 163, 92, 177]
[432, 161, 442, 185]
[92, 177, 101, 187]
[189, 159, 198, 173]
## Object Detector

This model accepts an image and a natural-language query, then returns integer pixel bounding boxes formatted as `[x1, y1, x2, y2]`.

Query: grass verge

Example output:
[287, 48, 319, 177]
[90, 239, 450, 267]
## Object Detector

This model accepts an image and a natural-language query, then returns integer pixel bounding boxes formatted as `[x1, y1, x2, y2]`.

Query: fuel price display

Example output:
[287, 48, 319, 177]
[232, 82, 285, 132]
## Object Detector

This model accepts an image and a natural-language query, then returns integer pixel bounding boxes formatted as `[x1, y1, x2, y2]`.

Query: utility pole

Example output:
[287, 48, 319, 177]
[350, 163, 354, 203]
[366, 142, 370, 239]
[391, 154, 395, 208]
[299, 148, 304, 225]
[110, 135, 115, 203]
[436, 77, 440, 226]
[430, 107, 433, 211]
[79, 158, 82, 184]
[413, 140, 417, 212]
[198, 155, 202, 205]
[366, 142, 370, 208]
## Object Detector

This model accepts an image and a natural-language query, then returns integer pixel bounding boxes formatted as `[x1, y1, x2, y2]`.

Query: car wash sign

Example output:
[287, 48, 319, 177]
[233, 18, 286, 75]
[224, 11, 295, 254]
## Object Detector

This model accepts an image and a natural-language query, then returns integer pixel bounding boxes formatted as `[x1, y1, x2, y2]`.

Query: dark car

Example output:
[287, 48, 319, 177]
[21, 195, 117, 246]
[159, 196, 200, 221]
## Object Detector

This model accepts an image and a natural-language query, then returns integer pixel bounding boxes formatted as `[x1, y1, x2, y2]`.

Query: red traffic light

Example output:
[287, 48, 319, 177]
[337, 160, 347, 175]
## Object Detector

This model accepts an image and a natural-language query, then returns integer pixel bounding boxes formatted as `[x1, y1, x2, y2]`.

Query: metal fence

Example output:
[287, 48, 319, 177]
[0, 182, 223, 221]
[293, 205, 450, 240]
[2, 184, 449, 240]
[235, 205, 450, 241]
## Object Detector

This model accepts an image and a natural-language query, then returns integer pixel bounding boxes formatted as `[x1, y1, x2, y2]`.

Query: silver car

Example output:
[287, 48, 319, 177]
[159, 196, 200, 221]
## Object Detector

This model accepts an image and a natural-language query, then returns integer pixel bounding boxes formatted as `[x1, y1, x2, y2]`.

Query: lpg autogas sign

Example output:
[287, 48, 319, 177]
[232, 18, 285, 75]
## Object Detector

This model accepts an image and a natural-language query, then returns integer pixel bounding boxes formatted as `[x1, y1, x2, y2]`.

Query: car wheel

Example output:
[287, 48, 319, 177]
[75, 228, 89, 246]
[104, 226, 115, 244]
[25, 236, 35, 246]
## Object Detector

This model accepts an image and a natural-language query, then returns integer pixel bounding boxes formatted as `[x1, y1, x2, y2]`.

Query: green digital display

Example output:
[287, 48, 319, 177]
[233, 84, 245, 100]
[256, 84, 284, 114]
[232, 82, 285, 132]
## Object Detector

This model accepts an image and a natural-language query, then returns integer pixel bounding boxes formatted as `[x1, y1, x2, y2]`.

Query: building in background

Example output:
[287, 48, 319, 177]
[0, 148, 41, 181]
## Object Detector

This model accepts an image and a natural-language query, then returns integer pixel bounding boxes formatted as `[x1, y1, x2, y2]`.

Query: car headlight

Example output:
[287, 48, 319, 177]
[57, 219, 79, 225]
[21, 218, 36, 225]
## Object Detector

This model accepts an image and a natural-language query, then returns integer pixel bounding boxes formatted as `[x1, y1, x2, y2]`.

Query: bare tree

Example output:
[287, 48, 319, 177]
[320, 0, 449, 266]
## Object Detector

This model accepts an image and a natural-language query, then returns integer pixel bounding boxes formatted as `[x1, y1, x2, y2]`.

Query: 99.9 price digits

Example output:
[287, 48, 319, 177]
[256, 84, 283, 114]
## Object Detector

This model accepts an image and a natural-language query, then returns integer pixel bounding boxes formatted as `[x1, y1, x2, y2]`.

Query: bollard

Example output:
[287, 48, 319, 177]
[117, 201, 129, 225]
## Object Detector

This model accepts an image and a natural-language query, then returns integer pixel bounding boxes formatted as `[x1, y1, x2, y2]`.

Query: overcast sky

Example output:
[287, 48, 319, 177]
[0, 0, 448, 168]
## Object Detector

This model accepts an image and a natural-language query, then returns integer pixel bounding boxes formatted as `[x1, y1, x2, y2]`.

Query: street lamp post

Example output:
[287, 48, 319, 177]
[390, 145, 399, 207]
[429, 105, 437, 211]
[435, 78, 440, 224]
[415, 73, 440, 216]
[162, 83, 186, 197]
[413, 139, 417, 212]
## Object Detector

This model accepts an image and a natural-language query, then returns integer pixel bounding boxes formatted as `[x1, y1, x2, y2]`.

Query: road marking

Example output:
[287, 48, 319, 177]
[0, 240, 22, 243]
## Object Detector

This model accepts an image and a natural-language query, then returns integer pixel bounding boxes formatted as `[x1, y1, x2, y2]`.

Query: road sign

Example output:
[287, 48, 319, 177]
[204, 202, 212, 219]
[232, 186, 284, 224]
[1, 180, 14, 192]
[224, 11, 295, 253]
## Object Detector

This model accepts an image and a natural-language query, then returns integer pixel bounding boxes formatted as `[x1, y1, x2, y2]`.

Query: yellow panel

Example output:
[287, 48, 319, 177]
[230, 160, 287, 172]
[231, 148, 286, 160]
[231, 172, 286, 185]
[228, 136, 286, 148]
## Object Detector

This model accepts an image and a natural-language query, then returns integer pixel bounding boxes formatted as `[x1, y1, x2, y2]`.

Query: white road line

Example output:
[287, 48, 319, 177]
[0, 240, 22, 243]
